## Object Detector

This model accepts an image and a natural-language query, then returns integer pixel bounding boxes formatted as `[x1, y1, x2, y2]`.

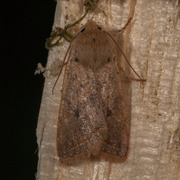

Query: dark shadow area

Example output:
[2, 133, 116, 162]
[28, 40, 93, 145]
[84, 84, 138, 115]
[0, 0, 56, 179]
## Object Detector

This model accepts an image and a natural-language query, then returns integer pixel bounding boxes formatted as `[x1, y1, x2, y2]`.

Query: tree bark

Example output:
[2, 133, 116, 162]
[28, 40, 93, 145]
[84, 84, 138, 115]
[36, 0, 180, 179]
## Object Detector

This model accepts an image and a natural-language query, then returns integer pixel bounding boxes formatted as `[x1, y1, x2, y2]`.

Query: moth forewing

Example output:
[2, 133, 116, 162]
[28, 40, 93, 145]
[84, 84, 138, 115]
[57, 20, 143, 164]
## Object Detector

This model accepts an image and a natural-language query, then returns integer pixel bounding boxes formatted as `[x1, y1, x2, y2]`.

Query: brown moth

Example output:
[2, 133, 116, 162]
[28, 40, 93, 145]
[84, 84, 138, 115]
[57, 20, 132, 164]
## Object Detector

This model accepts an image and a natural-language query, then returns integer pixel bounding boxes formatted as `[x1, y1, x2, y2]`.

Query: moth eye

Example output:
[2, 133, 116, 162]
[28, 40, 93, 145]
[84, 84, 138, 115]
[80, 27, 85, 33]
[106, 109, 112, 117]
[75, 58, 79, 62]
[98, 26, 102, 30]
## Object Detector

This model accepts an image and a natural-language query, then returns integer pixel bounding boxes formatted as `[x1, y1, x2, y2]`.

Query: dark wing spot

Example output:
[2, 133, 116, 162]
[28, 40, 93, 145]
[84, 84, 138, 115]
[98, 26, 102, 30]
[75, 58, 79, 62]
[92, 38, 96, 42]
[107, 58, 111, 62]
[75, 110, 79, 118]
[80, 27, 85, 33]
[106, 109, 112, 117]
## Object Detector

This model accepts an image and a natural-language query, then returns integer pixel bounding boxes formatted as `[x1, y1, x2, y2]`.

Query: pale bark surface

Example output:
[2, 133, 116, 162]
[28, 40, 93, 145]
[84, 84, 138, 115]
[36, 0, 180, 179]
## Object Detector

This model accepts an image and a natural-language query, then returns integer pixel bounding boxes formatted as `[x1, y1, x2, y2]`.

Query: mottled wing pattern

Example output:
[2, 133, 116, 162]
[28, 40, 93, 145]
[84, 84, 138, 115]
[57, 21, 130, 163]
[57, 61, 107, 163]
[97, 60, 130, 162]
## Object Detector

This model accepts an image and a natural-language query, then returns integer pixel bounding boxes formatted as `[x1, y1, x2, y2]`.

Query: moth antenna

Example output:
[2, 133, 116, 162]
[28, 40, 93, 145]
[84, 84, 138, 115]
[108, 17, 133, 34]
[117, 17, 133, 33]
[52, 45, 71, 94]
[105, 31, 145, 81]
[118, 65, 144, 82]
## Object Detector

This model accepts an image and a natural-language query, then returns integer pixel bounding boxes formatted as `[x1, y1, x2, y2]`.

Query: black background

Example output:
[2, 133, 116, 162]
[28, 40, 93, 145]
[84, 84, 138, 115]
[1, 0, 56, 179]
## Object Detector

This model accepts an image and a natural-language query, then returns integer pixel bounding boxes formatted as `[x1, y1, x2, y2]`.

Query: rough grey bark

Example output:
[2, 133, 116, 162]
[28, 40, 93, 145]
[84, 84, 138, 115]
[36, 0, 180, 179]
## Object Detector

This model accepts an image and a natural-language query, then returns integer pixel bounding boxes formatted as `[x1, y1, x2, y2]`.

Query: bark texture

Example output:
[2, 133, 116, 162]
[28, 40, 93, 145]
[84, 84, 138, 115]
[36, 0, 180, 179]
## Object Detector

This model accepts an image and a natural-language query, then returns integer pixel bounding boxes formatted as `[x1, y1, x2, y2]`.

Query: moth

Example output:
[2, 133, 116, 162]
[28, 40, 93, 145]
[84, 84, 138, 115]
[56, 20, 142, 164]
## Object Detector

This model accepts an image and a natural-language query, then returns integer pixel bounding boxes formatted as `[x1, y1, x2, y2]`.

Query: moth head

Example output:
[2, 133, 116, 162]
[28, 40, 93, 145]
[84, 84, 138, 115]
[80, 20, 102, 32]
[70, 21, 117, 72]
